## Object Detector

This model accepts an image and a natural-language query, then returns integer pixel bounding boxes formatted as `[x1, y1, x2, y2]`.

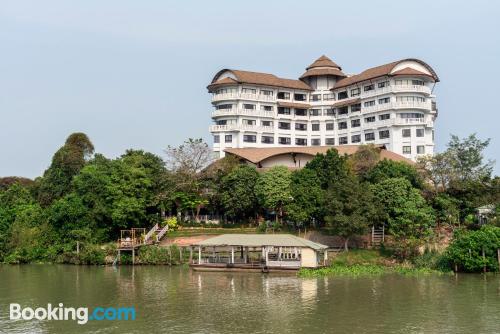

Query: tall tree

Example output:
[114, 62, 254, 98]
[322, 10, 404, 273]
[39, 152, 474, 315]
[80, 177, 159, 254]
[254, 166, 292, 223]
[285, 168, 324, 227]
[365, 159, 423, 189]
[219, 165, 259, 221]
[349, 144, 380, 179]
[305, 149, 349, 189]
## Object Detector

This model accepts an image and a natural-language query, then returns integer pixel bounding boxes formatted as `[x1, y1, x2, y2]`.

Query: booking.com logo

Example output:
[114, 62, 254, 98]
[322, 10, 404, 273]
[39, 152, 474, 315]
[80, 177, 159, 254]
[10, 303, 136, 325]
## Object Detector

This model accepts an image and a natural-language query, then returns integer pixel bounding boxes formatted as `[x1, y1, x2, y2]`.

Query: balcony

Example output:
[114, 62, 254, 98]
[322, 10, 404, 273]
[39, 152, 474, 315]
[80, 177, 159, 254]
[361, 85, 431, 98]
[362, 101, 431, 114]
[209, 124, 274, 133]
[212, 93, 276, 102]
[211, 109, 275, 118]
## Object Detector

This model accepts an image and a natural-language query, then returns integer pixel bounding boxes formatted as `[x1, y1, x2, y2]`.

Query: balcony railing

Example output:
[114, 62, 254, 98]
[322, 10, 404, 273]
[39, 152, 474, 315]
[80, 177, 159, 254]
[209, 124, 274, 133]
[212, 93, 276, 102]
[361, 85, 431, 98]
[211, 109, 275, 118]
[362, 101, 431, 113]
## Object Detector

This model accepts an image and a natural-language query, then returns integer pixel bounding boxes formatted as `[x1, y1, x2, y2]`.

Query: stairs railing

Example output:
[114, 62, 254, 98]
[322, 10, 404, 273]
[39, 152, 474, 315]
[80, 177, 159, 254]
[144, 223, 159, 244]
[156, 225, 169, 242]
[371, 225, 385, 246]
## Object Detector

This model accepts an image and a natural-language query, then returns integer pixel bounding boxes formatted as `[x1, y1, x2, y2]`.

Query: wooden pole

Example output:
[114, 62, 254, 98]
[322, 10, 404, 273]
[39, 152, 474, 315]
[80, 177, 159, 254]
[231, 247, 234, 264]
[132, 248, 135, 265]
[198, 246, 201, 264]
[76, 241, 80, 254]
[497, 249, 500, 270]
[118, 249, 121, 265]
[482, 248, 486, 273]
[189, 247, 193, 264]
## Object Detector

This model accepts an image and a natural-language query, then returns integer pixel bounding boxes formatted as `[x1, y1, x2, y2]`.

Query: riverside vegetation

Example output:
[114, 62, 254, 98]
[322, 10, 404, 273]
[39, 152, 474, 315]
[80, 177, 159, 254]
[0, 132, 499, 273]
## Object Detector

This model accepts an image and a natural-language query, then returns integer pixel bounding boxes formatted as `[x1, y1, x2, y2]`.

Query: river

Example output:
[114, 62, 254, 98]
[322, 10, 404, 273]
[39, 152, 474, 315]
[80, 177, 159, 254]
[0, 265, 499, 333]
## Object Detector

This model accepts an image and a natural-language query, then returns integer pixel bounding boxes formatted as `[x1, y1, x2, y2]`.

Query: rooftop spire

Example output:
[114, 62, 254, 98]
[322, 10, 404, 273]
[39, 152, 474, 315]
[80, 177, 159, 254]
[306, 55, 342, 70]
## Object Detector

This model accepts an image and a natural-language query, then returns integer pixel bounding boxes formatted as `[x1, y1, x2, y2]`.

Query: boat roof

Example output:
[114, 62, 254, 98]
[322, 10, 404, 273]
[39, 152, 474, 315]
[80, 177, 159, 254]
[193, 234, 328, 250]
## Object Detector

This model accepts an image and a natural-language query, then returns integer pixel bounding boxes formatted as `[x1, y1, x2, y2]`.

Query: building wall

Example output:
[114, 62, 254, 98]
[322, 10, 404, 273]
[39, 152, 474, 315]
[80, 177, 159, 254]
[300, 248, 319, 268]
[210, 61, 437, 161]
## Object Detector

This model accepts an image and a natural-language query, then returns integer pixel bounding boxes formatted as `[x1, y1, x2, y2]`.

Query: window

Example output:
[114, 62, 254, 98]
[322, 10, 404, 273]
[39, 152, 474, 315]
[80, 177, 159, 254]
[339, 136, 348, 145]
[310, 109, 321, 116]
[378, 97, 390, 104]
[378, 81, 389, 88]
[311, 138, 321, 146]
[403, 146, 412, 154]
[261, 120, 273, 127]
[294, 93, 306, 101]
[351, 134, 361, 143]
[364, 100, 375, 107]
[325, 108, 335, 116]
[261, 105, 273, 111]
[216, 120, 227, 125]
[337, 91, 348, 100]
[412, 80, 424, 86]
[323, 93, 335, 101]
[364, 84, 374, 92]
[243, 135, 256, 143]
[278, 107, 291, 115]
[338, 121, 348, 130]
[326, 123, 334, 131]
[278, 122, 291, 130]
[243, 104, 255, 110]
[351, 103, 361, 112]
[379, 114, 390, 120]
[243, 119, 256, 126]
[351, 119, 361, 127]
[312, 123, 320, 131]
[215, 88, 236, 95]
[260, 89, 273, 96]
[216, 104, 233, 110]
[277, 92, 290, 100]
[365, 132, 375, 141]
[262, 136, 274, 144]
[213, 135, 220, 143]
[225, 135, 232, 143]
[279, 137, 291, 145]
[351, 88, 361, 96]
[379, 130, 390, 139]
[296, 138, 307, 146]
[242, 88, 256, 94]
[365, 116, 375, 123]
[402, 129, 411, 138]
[416, 128, 424, 137]
[325, 138, 335, 145]
[311, 94, 321, 101]
[295, 123, 307, 131]
[397, 96, 426, 103]
[399, 112, 424, 119]
[337, 106, 349, 115]
[295, 109, 307, 116]
[417, 145, 425, 154]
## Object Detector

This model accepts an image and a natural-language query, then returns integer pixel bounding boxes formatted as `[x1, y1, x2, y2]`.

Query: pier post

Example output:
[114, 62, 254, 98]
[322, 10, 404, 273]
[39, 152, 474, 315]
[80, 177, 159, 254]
[132, 248, 135, 265]
[198, 246, 201, 264]
[231, 247, 234, 264]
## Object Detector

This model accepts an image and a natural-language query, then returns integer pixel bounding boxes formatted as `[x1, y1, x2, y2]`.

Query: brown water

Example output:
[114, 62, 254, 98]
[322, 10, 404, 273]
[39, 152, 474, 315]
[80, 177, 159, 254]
[0, 265, 499, 334]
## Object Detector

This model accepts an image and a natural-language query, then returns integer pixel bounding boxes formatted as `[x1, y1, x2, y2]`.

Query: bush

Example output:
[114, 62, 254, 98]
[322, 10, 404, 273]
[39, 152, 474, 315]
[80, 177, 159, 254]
[444, 225, 500, 272]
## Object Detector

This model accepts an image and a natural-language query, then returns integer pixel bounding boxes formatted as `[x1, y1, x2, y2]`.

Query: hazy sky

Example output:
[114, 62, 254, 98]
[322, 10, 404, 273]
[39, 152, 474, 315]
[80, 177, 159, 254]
[1, 0, 499, 178]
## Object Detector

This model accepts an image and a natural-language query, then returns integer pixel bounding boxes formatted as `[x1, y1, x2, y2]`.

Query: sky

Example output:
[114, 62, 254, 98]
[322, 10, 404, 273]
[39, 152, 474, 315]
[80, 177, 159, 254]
[0, 0, 499, 178]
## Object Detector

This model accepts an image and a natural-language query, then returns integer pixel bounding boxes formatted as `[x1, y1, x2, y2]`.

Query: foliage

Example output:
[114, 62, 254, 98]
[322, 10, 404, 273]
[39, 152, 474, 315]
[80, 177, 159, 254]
[349, 144, 380, 178]
[324, 174, 378, 250]
[164, 216, 178, 229]
[364, 159, 423, 189]
[219, 165, 259, 220]
[254, 166, 292, 223]
[285, 168, 324, 227]
[444, 225, 500, 272]
[304, 149, 349, 189]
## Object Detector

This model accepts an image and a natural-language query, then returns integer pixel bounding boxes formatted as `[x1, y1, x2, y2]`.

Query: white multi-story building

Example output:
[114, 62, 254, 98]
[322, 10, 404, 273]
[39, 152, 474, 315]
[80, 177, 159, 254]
[208, 55, 439, 161]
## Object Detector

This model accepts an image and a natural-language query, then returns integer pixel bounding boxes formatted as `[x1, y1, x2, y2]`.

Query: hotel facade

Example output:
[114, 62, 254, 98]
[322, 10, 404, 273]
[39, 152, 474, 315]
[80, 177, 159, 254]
[208, 55, 439, 161]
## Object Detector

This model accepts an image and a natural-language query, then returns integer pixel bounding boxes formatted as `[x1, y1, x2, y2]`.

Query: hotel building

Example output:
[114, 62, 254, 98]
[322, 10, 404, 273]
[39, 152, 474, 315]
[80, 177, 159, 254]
[208, 55, 439, 161]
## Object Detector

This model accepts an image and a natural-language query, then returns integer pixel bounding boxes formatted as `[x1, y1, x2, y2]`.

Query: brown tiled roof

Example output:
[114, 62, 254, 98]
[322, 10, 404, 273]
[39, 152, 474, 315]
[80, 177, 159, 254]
[300, 67, 347, 79]
[208, 69, 312, 91]
[333, 58, 439, 90]
[224, 145, 412, 165]
[391, 67, 434, 78]
[331, 98, 361, 108]
[306, 55, 342, 70]
[277, 101, 311, 109]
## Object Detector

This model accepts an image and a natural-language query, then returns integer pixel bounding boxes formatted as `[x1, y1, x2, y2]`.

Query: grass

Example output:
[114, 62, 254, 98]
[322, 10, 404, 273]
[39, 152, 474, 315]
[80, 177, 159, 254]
[298, 249, 453, 278]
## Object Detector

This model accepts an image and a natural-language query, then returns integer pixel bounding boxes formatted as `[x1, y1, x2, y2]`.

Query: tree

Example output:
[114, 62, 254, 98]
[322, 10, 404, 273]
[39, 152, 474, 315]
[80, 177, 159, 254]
[365, 159, 423, 189]
[324, 175, 377, 251]
[372, 178, 435, 257]
[37, 133, 94, 205]
[349, 144, 380, 178]
[285, 168, 324, 227]
[219, 165, 259, 221]
[305, 149, 349, 189]
[254, 166, 292, 223]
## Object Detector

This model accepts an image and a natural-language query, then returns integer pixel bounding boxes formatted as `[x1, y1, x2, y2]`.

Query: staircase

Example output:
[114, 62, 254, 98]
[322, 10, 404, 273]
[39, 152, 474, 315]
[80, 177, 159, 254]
[371, 225, 385, 246]
[144, 223, 169, 244]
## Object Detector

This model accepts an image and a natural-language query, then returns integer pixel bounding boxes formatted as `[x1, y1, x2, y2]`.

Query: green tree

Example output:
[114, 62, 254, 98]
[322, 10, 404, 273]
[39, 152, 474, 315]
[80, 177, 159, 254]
[365, 159, 423, 189]
[255, 166, 292, 223]
[285, 168, 324, 227]
[305, 149, 349, 189]
[349, 144, 380, 179]
[219, 165, 259, 221]
[324, 175, 377, 251]
[372, 178, 435, 257]
[37, 133, 94, 205]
